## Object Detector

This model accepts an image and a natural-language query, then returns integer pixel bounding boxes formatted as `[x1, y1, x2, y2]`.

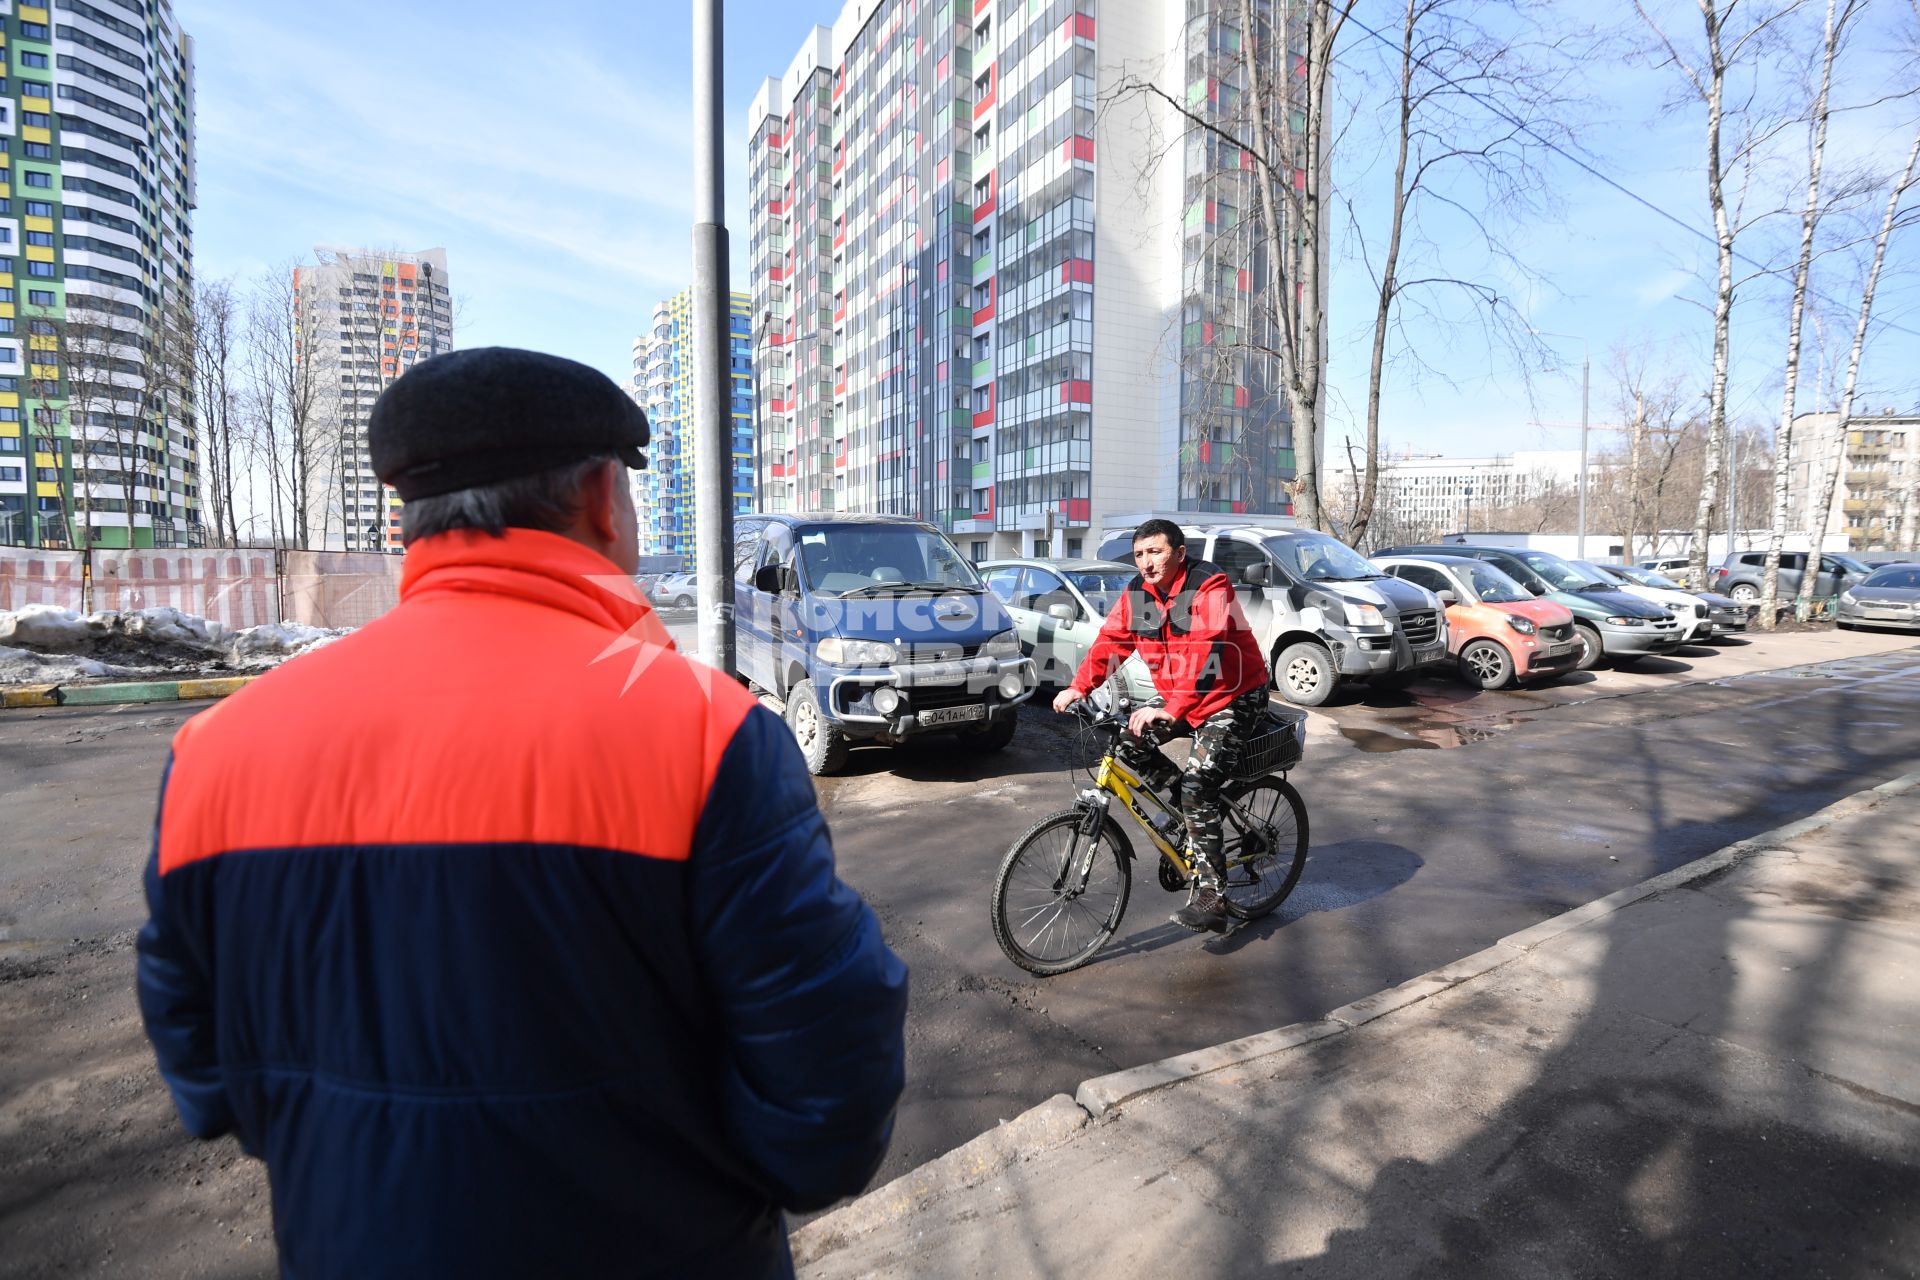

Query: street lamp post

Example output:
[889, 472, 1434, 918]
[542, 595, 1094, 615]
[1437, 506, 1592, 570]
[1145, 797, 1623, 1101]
[692, 0, 735, 676]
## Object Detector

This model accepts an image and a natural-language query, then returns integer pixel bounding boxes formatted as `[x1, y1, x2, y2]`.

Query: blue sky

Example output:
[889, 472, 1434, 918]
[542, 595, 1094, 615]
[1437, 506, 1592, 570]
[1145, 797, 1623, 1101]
[182, 0, 1918, 460]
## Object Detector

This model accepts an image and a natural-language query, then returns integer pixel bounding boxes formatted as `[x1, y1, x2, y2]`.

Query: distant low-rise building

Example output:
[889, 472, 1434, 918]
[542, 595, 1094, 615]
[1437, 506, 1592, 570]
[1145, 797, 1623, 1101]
[1324, 449, 1582, 546]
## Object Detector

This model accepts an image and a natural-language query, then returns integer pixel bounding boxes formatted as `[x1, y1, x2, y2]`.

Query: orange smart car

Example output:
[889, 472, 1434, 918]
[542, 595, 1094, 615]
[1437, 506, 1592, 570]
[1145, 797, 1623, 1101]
[1376, 555, 1581, 689]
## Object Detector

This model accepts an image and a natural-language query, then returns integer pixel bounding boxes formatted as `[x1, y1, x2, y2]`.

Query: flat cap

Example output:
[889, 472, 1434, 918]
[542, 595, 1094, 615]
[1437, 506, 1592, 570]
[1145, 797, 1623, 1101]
[370, 346, 650, 501]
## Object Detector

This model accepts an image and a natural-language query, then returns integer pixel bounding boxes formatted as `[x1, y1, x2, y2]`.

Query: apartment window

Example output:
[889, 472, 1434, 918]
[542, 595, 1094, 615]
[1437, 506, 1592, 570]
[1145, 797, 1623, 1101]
[22, 111, 49, 128]
[23, 172, 51, 188]
[21, 81, 49, 100]
[23, 143, 51, 159]
[28, 290, 53, 307]
[20, 21, 49, 39]
[25, 201, 52, 218]
[24, 231, 52, 247]
[20, 51, 48, 69]
[26, 261, 53, 277]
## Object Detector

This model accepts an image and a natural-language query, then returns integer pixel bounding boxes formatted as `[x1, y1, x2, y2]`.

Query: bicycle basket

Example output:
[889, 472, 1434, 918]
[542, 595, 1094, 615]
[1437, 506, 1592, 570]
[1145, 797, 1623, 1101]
[1232, 706, 1306, 779]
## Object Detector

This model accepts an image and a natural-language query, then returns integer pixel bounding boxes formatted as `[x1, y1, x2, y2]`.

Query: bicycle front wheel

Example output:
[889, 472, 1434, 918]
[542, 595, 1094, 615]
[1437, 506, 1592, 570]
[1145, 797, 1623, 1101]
[1219, 776, 1309, 920]
[990, 810, 1134, 976]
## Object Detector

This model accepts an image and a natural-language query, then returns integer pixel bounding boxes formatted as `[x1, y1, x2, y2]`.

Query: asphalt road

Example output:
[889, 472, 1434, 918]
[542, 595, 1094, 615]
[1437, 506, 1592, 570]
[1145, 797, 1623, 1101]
[2, 626, 1918, 1264]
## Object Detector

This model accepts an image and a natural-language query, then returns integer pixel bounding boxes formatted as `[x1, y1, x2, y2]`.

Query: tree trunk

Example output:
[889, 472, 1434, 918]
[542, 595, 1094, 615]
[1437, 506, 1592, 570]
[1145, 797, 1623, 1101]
[1351, 0, 1418, 548]
[1626, 391, 1646, 561]
[1762, 0, 1848, 630]
[1690, 1, 1733, 591]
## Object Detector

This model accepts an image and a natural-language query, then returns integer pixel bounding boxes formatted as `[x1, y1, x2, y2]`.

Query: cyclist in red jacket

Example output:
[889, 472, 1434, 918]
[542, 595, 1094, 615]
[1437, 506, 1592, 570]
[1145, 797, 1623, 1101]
[1053, 518, 1271, 933]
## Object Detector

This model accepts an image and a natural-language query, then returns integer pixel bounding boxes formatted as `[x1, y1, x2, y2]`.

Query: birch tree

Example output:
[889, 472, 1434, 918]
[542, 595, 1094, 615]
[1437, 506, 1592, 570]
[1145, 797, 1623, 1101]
[1795, 122, 1920, 617]
[1636, 0, 1808, 590]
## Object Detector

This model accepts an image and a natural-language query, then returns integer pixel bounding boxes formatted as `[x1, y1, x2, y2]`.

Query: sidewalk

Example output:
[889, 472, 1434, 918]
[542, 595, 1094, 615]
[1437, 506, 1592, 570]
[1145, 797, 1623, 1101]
[796, 777, 1920, 1277]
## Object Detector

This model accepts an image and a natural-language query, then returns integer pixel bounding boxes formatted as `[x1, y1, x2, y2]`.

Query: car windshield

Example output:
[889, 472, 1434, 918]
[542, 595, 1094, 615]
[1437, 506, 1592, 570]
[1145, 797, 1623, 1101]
[1568, 560, 1630, 591]
[1827, 554, 1871, 575]
[1265, 534, 1382, 583]
[1517, 551, 1610, 592]
[1462, 561, 1532, 603]
[796, 524, 982, 595]
[1862, 566, 1920, 590]
[1067, 569, 1133, 616]
[1617, 565, 1684, 589]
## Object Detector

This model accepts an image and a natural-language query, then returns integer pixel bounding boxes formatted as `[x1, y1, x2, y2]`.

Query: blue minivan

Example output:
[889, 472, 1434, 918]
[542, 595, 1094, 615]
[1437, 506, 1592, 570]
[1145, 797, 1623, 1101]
[732, 514, 1037, 774]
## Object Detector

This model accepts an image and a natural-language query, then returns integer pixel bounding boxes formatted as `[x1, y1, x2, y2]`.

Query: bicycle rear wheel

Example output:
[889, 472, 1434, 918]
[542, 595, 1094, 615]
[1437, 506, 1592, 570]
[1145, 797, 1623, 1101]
[1219, 776, 1309, 920]
[990, 810, 1133, 976]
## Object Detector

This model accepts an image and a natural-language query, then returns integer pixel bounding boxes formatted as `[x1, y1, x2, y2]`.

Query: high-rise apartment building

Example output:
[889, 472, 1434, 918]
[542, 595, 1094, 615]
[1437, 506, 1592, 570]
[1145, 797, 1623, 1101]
[295, 246, 453, 552]
[0, 0, 199, 549]
[749, 0, 1302, 560]
[629, 288, 753, 561]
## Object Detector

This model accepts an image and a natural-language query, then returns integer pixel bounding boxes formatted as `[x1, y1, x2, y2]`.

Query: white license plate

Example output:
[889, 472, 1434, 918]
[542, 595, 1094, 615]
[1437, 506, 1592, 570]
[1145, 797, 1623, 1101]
[920, 703, 986, 726]
[1413, 644, 1443, 663]
[1546, 641, 1576, 657]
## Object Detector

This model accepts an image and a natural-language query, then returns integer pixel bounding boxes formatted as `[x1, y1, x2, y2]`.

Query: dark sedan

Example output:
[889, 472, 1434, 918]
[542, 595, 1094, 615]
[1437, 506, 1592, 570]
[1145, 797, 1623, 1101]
[1836, 564, 1920, 631]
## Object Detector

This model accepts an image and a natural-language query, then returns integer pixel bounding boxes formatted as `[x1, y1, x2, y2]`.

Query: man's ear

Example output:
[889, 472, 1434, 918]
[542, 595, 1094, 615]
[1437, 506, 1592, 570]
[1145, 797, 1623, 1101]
[580, 459, 622, 545]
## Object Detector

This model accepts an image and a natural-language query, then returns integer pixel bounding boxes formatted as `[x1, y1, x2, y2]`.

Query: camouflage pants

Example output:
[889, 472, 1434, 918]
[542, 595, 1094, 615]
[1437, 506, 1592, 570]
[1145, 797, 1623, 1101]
[1116, 687, 1270, 890]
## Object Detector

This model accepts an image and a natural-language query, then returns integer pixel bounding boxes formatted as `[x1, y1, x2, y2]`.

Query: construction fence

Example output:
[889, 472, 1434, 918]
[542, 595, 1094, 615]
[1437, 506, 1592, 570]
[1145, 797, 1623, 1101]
[0, 547, 406, 631]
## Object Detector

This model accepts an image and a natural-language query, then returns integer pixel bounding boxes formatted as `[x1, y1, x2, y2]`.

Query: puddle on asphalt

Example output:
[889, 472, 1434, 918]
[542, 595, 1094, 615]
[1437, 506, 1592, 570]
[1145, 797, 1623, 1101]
[1339, 717, 1520, 753]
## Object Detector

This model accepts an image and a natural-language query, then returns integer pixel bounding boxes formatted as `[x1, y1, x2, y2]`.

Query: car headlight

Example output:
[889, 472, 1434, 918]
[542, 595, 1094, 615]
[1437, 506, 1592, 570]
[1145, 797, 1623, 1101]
[979, 629, 1021, 659]
[1669, 604, 1689, 616]
[816, 636, 898, 665]
[1503, 614, 1537, 635]
[1345, 601, 1386, 628]
[1839, 590, 1856, 605]
[1605, 615, 1646, 627]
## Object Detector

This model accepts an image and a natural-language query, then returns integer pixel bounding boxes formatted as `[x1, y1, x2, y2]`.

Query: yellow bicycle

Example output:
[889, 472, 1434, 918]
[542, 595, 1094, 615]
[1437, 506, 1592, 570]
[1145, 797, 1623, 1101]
[990, 697, 1309, 976]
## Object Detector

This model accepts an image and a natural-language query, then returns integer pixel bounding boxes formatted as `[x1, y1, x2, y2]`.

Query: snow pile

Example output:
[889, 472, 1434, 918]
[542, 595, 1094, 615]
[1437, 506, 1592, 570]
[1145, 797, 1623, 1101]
[0, 605, 345, 684]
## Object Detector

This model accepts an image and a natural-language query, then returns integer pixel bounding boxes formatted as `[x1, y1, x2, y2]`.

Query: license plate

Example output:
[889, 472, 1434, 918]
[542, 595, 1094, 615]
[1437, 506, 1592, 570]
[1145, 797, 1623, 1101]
[1414, 644, 1443, 663]
[920, 703, 986, 726]
[1546, 641, 1576, 657]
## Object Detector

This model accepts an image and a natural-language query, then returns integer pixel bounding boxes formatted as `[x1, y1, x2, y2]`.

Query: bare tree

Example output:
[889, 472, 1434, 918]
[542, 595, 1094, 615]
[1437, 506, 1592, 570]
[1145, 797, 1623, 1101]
[1759, 0, 1864, 628]
[244, 263, 327, 549]
[1637, 0, 1809, 589]
[191, 279, 244, 546]
[1344, 0, 1576, 547]
[1795, 120, 1920, 616]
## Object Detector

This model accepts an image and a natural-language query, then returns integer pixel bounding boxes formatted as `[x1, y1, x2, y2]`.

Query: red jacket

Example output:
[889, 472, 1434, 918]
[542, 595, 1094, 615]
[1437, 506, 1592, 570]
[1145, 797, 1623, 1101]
[1069, 557, 1269, 723]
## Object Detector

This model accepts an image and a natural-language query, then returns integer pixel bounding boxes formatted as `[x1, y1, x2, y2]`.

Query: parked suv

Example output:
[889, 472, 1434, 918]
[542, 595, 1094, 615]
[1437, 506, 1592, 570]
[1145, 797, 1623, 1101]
[1378, 544, 1681, 668]
[732, 514, 1036, 773]
[1712, 551, 1870, 603]
[1097, 524, 1449, 706]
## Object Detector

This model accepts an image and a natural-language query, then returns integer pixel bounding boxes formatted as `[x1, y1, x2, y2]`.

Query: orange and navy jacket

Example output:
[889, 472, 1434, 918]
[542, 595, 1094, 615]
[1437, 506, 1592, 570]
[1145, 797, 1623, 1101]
[1068, 558, 1269, 723]
[135, 529, 909, 1280]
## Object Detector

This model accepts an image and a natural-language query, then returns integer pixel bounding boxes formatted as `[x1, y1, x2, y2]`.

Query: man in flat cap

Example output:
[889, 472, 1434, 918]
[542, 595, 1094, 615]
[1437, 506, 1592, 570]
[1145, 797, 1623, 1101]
[136, 348, 908, 1278]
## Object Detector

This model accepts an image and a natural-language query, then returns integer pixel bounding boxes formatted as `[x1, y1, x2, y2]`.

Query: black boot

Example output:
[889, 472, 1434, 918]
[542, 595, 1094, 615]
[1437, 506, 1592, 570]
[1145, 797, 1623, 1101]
[1171, 860, 1231, 933]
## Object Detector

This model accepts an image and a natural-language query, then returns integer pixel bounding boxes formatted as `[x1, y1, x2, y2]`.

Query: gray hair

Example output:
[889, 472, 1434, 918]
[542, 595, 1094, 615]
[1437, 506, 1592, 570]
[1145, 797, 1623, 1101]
[400, 454, 616, 544]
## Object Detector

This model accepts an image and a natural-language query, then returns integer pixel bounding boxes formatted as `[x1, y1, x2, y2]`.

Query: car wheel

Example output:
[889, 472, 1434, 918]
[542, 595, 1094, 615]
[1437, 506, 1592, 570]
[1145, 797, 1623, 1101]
[1275, 642, 1336, 707]
[1730, 583, 1759, 603]
[673, 594, 694, 608]
[1572, 622, 1603, 672]
[1458, 639, 1515, 690]
[959, 711, 1018, 752]
[784, 679, 849, 775]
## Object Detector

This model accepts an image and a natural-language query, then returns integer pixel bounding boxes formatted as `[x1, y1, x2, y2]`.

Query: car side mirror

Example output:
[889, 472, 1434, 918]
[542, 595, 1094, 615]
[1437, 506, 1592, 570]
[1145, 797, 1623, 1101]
[1045, 601, 1078, 622]
[1241, 563, 1271, 587]
[1435, 589, 1457, 605]
[753, 564, 795, 595]
[1528, 582, 1548, 596]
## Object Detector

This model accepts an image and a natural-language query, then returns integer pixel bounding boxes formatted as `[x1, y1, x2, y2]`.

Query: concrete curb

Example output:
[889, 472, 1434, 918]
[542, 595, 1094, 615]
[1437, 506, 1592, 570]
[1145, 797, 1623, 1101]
[0, 675, 255, 709]
[791, 1094, 1089, 1268]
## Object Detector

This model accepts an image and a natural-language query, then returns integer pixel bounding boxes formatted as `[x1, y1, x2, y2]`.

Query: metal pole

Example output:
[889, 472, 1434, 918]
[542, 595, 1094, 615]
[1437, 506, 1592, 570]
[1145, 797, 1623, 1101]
[692, 0, 735, 676]
[1577, 345, 1589, 559]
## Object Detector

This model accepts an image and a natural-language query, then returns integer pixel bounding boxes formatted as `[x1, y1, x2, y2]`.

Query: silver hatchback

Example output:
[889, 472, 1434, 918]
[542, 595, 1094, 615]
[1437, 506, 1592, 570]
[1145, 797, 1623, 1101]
[1836, 564, 1920, 631]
